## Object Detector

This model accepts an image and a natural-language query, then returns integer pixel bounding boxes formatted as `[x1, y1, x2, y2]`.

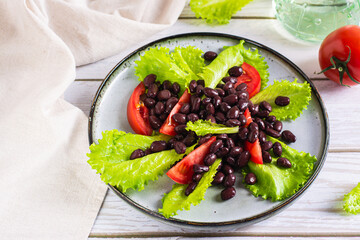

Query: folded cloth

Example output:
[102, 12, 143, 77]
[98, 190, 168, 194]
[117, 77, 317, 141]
[0, 0, 185, 239]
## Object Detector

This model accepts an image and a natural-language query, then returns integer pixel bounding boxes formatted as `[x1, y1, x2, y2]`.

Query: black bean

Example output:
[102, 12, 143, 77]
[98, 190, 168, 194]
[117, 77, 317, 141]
[196, 79, 204, 86]
[204, 51, 218, 61]
[210, 140, 223, 153]
[262, 151, 272, 163]
[195, 85, 204, 96]
[223, 81, 234, 91]
[206, 115, 216, 123]
[238, 127, 249, 141]
[187, 113, 199, 122]
[222, 76, 237, 84]
[143, 74, 156, 87]
[172, 82, 180, 94]
[257, 110, 270, 118]
[273, 120, 283, 132]
[220, 102, 231, 113]
[248, 122, 259, 132]
[227, 106, 240, 119]
[144, 148, 152, 156]
[226, 138, 235, 149]
[202, 97, 212, 106]
[192, 173, 203, 182]
[212, 96, 222, 109]
[213, 172, 225, 185]
[215, 112, 226, 123]
[245, 173, 257, 185]
[198, 134, 212, 145]
[247, 130, 258, 143]
[203, 87, 219, 98]
[254, 118, 265, 131]
[193, 164, 209, 173]
[149, 115, 162, 129]
[221, 187, 236, 200]
[174, 124, 187, 134]
[266, 115, 276, 123]
[282, 130, 296, 143]
[258, 131, 266, 143]
[185, 182, 197, 196]
[204, 153, 217, 166]
[217, 133, 228, 140]
[191, 97, 201, 113]
[154, 102, 165, 115]
[260, 101, 272, 112]
[275, 96, 290, 106]
[165, 97, 178, 113]
[174, 141, 186, 154]
[159, 113, 167, 121]
[237, 91, 249, 100]
[238, 100, 249, 112]
[237, 150, 250, 167]
[228, 66, 243, 77]
[180, 103, 190, 114]
[229, 146, 243, 157]
[248, 100, 255, 112]
[206, 103, 215, 115]
[147, 84, 158, 98]
[216, 147, 229, 158]
[236, 83, 248, 91]
[223, 173, 236, 187]
[216, 88, 226, 97]
[217, 83, 225, 89]
[238, 114, 247, 126]
[149, 108, 156, 116]
[182, 131, 197, 147]
[199, 110, 207, 119]
[222, 164, 234, 175]
[150, 141, 167, 153]
[226, 119, 241, 127]
[168, 138, 176, 149]
[262, 141, 273, 151]
[174, 134, 184, 141]
[277, 157, 292, 168]
[144, 98, 156, 108]
[251, 104, 259, 115]
[225, 156, 236, 167]
[273, 142, 282, 157]
[227, 88, 236, 95]
[223, 94, 238, 105]
[140, 93, 147, 102]
[172, 113, 187, 124]
[265, 126, 281, 138]
[130, 149, 145, 160]
[189, 80, 197, 93]
[157, 90, 171, 101]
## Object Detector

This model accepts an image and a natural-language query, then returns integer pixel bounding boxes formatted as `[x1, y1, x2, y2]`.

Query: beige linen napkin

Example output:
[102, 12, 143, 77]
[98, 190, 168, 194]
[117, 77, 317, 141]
[0, 0, 185, 239]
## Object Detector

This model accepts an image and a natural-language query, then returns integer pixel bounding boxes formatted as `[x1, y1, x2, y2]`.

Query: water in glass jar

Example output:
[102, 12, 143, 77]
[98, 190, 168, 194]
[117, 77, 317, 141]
[273, 0, 360, 42]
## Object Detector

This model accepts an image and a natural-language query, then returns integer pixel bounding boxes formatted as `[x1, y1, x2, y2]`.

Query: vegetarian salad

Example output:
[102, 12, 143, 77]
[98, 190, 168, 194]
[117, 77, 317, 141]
[87, 40, 317, 218]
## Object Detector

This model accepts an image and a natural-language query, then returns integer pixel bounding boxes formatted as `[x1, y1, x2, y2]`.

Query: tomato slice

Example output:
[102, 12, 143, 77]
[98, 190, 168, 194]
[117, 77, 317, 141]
[166, 136, 217, 184]
[159, 89, 191, 136]
[235, 63, 261, 98]
[244, 109, 263, 164]
[127, 82, 153, 136]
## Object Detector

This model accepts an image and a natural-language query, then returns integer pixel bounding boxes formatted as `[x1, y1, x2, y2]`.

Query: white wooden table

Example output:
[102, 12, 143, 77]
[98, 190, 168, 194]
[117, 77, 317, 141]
[66, 1, 360, 238]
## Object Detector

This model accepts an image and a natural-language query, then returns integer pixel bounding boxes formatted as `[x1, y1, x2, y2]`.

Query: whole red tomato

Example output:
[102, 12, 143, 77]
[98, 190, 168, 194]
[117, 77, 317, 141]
[319, 25, 360, 86]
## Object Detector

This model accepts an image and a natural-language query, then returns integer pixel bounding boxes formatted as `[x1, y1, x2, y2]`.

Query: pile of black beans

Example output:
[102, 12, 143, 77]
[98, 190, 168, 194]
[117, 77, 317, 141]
[140, 74, 181, 130]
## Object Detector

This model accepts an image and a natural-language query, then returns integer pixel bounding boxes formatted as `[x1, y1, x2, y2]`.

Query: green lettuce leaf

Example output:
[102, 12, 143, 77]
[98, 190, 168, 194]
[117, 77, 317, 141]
[343, 183, 360, 214]
[134, 46, 205, 92]
[186, 119, 239, 136]
[190, 0, 253, 25]
[243, 136, 317, 201]
[199, 41, 244, 88]
[250, 80, 312, 121]
[159, 159, 221, 218]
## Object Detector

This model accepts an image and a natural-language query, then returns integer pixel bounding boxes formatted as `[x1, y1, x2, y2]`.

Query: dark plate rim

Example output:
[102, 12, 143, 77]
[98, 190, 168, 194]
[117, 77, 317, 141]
[88, 32, 329, 228]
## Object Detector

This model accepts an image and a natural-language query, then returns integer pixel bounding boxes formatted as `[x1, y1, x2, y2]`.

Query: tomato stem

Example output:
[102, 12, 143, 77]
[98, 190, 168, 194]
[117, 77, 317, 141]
[319, 46, 360, 87]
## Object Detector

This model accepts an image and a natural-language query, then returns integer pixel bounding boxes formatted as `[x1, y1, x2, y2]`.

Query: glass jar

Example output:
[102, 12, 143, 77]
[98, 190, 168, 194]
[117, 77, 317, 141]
[273, 0, 360, 42]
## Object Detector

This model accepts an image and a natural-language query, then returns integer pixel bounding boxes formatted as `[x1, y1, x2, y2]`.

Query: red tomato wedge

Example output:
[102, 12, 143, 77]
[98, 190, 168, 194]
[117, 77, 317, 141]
[235, 63, 261, 98]
[127, 82, 153, 136]
[244, 109, 263, 164]
[166, 136, 217, 184]
[159, 89, 191, 136]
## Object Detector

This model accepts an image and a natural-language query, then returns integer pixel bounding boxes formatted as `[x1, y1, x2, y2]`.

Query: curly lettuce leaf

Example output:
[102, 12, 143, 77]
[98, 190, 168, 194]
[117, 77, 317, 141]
[134, 46, 205, 92]
[190, 0, 253, 25]
[243, 136, 317, 201]
[343, 183, 360, 214]
[199, 41, 244, 88]
[159, 159, 221, 218]
[250, 80, 312, 121]
[186, 119, 238, 136]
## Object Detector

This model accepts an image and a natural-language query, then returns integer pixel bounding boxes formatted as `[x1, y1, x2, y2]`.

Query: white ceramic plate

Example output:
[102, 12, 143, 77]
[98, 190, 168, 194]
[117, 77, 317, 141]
[89, 33, 329, 229]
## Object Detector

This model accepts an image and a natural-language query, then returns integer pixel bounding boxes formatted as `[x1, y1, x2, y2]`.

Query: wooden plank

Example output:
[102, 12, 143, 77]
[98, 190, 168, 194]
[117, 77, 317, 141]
[87, 152, 360, 237]
[64, 80, 360, 151]
[76, 19, 322, 80]
[180, 0, 274, 18]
